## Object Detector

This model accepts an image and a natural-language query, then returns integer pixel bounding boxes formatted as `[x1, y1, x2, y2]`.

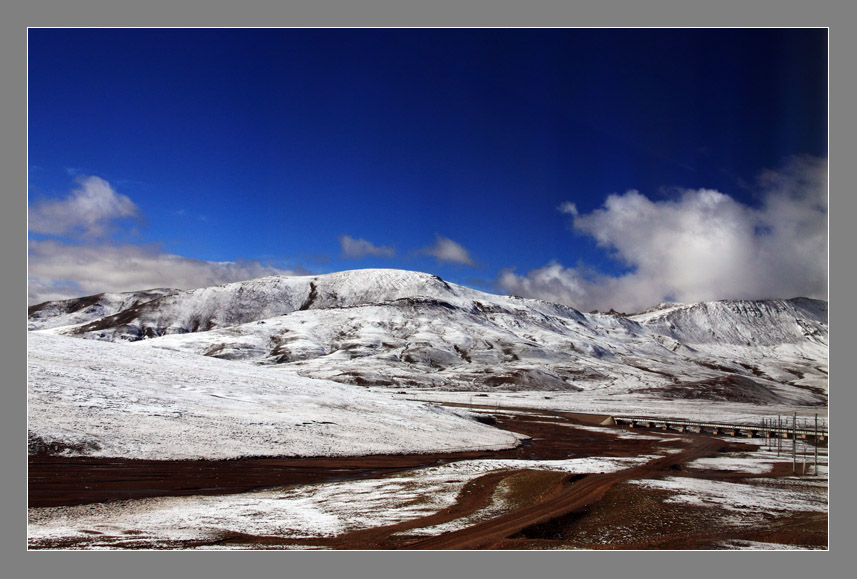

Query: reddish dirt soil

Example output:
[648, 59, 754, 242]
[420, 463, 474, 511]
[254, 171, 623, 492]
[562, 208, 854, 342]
[28, 453, 492, 508]
[28, 410, 666, 508]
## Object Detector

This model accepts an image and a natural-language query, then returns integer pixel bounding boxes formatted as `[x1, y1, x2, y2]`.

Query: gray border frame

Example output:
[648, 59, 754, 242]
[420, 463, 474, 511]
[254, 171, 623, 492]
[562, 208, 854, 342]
[9, 1, 846, 578]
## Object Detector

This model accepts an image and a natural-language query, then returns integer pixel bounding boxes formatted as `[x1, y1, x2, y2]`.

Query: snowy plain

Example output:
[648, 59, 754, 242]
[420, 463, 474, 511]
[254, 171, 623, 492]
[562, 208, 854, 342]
[391, 388, 829, 427]
[27, 332, 521, 460]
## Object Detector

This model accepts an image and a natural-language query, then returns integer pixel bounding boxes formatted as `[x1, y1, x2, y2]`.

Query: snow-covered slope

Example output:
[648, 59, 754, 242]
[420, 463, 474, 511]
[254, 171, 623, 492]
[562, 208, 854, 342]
[27, 288, 178, 331]
[30, 269, 828, 405]
[628, 298, 828, 348]
[28, 332, 522, 460]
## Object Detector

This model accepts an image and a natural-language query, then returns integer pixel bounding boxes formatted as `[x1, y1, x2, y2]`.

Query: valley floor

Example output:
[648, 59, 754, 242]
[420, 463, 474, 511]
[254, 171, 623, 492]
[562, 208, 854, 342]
[28, 401, 828, 550]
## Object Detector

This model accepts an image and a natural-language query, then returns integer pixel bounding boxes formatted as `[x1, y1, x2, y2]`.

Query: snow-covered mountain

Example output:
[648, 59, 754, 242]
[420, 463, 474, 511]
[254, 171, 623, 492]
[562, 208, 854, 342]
[30, 269, 828, 405]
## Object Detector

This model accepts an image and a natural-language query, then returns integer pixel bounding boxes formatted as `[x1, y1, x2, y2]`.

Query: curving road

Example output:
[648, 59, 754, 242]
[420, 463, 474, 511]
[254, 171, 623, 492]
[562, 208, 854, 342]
[401, 437, 727, 550]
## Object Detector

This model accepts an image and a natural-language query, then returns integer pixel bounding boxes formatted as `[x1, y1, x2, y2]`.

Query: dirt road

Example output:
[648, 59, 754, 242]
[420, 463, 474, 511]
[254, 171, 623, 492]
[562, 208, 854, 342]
[401, 437, 727, 549]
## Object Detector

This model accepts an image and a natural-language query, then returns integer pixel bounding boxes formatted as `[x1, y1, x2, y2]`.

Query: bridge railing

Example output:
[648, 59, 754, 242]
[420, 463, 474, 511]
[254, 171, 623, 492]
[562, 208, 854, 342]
[613, 416, 827, 439]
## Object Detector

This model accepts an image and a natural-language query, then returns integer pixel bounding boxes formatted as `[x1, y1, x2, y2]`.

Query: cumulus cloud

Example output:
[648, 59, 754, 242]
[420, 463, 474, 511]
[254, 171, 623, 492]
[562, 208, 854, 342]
[338, 234, 395, 259]
[421, 234, 476, 266]
[27, 175, 307, 304]
[28, 240, 302, 305]
[28, 175, 140, 238]
[500, 156, 828, 313]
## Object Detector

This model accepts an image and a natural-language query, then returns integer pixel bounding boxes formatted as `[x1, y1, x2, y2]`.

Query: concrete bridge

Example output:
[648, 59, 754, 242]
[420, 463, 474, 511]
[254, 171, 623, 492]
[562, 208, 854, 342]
[611, 416, 827, 441]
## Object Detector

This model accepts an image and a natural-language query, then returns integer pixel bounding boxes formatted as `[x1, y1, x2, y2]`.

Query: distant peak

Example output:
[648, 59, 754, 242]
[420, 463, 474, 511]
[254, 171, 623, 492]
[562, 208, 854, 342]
[630, 302, 684, 316]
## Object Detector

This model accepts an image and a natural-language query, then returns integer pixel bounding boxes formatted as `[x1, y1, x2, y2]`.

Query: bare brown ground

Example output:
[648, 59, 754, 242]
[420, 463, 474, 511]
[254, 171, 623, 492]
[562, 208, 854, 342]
[29, 409, 827, 550]
[28, 411, 665, 508]
[28, 453, 491, 508]
[494, 484, 827, 550]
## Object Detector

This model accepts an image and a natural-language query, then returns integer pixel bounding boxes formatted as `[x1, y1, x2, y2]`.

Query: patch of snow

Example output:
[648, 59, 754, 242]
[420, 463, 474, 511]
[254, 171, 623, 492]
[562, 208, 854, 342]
[718, 539, 824, 551]
[633, 476, 827, 514]
[685, 457, 773, 474]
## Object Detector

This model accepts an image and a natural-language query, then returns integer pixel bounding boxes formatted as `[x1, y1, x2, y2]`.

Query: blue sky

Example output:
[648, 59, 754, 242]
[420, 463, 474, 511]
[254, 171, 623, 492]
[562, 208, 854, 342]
[28, 28, 828, 311]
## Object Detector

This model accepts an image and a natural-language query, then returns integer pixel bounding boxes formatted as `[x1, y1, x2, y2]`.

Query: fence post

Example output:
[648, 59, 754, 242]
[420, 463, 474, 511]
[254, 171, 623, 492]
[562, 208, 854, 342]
[777, 415, 781, 457]
[814, 414, 818, 476]
[792, 412, 797, 474]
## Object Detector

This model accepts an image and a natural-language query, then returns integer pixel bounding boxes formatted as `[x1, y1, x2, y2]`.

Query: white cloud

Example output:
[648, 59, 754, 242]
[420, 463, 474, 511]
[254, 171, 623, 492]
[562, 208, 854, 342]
[28, 175, 140, 238]
[338, 234, 395, 259]
[27, 175, 307, 304]
[500, 156, 828, 313]
[421, 234, 476, 266]
[28, 240, 301, 305]
[557, 201, 578, 216]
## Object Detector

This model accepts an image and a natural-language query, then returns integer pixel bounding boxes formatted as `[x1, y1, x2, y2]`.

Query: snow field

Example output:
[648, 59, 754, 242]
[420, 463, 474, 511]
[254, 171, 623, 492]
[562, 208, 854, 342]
[28, 333, 522, 460]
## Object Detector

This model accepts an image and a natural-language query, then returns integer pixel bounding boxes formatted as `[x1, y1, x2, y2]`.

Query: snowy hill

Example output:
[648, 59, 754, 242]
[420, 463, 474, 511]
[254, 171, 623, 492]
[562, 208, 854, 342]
[33, 270, 483, 340]
[628, 298, 828, 348]
[28, 332, 521, 460]
[30, 269, 828, 405]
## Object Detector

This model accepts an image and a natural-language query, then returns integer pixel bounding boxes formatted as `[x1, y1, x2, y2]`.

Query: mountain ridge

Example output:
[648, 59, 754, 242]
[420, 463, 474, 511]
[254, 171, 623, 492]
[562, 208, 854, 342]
[29, 269, 828, 405]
